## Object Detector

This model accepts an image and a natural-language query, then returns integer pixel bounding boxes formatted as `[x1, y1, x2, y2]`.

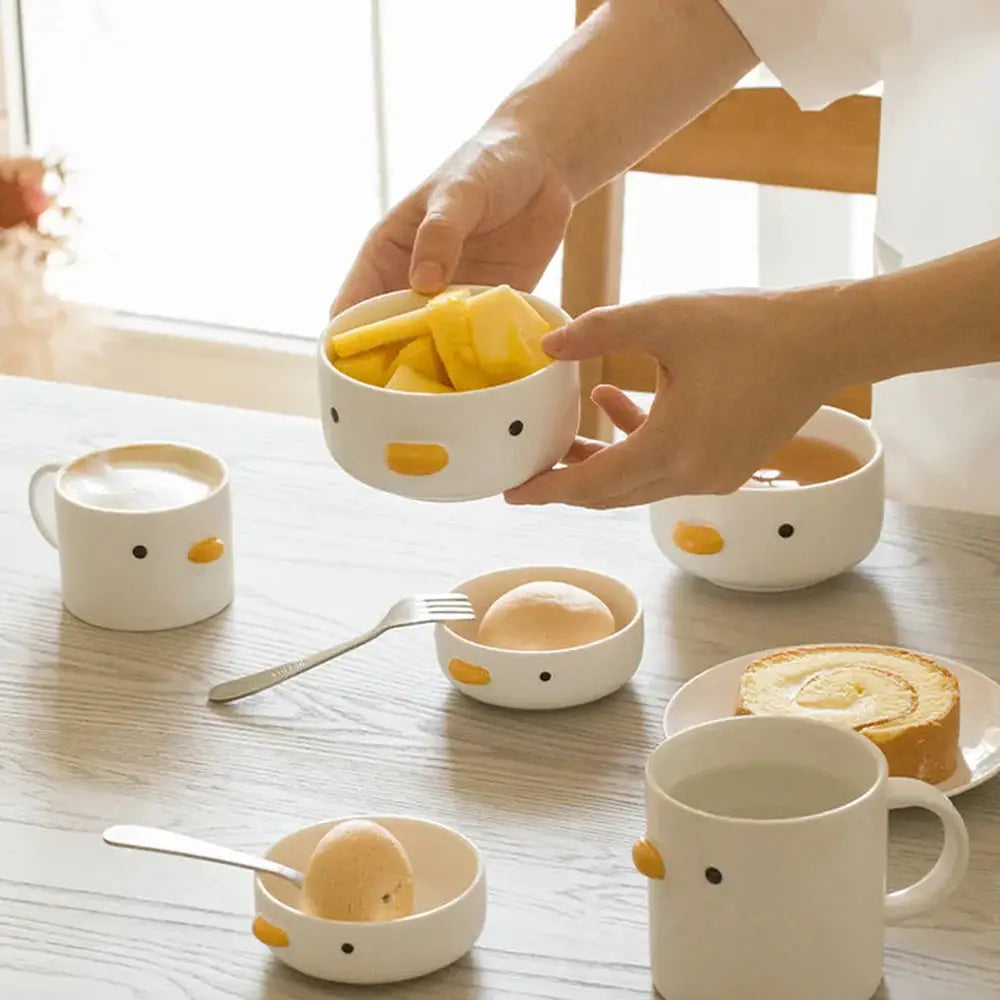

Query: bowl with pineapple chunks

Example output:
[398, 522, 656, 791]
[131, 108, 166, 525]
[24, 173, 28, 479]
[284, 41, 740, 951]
[319, 285, 580, 501]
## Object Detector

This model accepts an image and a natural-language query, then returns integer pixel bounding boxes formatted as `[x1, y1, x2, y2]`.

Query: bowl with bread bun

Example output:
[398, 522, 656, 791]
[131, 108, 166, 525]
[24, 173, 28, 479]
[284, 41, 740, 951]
[435, 565, 644, 709]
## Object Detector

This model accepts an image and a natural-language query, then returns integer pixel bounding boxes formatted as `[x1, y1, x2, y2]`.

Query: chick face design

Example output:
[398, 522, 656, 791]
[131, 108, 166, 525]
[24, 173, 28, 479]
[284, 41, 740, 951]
[321, 362, 579, 501]
[649, 408, 884, 592]
[633, 815, 891, 1000]
[54, 487, 234, 632]
[434, 568, 644, 710]
[649, 471, 884, 593]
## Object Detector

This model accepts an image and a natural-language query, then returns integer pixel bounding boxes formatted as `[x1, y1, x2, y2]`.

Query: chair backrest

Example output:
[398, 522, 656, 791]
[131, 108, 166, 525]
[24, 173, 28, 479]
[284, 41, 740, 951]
[561, 0, 881, 440]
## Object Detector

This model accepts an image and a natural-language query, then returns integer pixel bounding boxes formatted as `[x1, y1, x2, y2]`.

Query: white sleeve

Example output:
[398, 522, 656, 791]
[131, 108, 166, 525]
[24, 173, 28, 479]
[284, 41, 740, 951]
[718, 0, 892, 110]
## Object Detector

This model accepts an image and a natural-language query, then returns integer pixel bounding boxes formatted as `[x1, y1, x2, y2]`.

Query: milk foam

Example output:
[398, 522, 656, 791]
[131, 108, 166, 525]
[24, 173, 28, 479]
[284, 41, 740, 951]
[62, 452, 216, 511]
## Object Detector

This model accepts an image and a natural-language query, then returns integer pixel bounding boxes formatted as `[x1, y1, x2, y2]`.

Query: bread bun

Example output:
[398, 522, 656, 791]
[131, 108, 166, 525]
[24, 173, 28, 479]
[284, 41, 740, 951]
[477, 581, 616, 651]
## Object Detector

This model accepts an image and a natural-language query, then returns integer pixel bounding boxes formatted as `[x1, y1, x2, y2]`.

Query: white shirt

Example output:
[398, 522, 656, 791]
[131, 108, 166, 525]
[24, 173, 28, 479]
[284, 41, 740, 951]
[720, 0, 1000, 515]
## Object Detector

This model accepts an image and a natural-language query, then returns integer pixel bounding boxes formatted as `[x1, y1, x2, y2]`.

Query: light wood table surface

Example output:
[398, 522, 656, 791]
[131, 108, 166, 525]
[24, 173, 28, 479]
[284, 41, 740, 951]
[2, 374, 999, 999]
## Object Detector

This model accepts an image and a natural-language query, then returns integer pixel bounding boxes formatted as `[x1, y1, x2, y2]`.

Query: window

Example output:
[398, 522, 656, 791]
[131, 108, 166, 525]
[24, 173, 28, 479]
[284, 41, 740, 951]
[11, 2, 874, 346]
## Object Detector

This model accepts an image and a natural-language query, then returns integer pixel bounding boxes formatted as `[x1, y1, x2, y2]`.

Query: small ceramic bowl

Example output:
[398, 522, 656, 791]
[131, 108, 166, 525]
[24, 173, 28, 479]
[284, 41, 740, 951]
[648, 406, 884, 592]
[318, 286, 581, 501]
[435, 566, 644, 710]
[252, 815, 486, 985]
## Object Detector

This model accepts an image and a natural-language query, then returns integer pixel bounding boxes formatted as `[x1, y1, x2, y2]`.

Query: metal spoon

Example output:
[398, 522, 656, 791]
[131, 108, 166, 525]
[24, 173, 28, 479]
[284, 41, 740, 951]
[102, 824, 304, 888]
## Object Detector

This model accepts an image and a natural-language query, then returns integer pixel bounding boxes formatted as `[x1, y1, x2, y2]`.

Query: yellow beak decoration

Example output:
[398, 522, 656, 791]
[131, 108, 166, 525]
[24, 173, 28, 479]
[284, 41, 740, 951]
[672, 522, 724, 556]
[385, 442, 449, 476]
[187, 537, 225, 563]
[632, 838, 665, 880]
[252, 916, 289, 947]
[448, 659, 492, 685]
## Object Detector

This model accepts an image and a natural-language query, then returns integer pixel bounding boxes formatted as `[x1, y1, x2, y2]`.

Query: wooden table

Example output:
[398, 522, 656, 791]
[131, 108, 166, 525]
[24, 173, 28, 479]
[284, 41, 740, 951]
[2, 373, 999, 999]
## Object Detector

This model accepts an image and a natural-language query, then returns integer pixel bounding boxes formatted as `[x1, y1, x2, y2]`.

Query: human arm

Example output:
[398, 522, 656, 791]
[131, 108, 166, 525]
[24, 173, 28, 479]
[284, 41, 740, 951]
[331, 1, 757, 313]
[504, 236, 1000, 509]
[828, 236, 1000, 384]
[497, 0, 757, 202]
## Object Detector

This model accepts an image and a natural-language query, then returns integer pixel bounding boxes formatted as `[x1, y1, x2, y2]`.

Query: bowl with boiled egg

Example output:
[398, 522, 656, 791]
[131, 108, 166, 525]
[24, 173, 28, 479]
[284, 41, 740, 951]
[435, 565, 644, 709]
[252, 814, 486, 985]
[318, 285, 580, 501]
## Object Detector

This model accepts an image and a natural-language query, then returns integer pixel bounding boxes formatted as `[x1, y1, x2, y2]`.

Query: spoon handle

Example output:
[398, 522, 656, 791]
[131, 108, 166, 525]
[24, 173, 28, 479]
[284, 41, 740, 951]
[102, 824, 304, 887]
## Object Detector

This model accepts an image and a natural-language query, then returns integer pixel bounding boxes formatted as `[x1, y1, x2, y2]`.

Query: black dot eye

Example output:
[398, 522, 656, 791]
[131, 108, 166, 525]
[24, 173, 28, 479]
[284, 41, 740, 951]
[381, 893, 392, 903]
[705, 867, 723, 885]
[539, 671, 552, 682]
[341, 942, 354, 955]
[508, 420, 523, 436]
[777, 523, 795, 539]
[132, 545, 148, 559]
[330, 406, 340, 424]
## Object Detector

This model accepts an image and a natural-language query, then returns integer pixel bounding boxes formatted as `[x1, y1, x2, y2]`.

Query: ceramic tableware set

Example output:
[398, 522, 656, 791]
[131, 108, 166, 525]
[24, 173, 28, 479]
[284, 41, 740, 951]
[28, 287, 999, 999]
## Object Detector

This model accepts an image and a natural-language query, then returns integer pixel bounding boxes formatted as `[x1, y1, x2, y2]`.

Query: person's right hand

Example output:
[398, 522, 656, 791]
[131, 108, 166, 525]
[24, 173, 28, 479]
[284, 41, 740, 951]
[330, 121, 573, 316]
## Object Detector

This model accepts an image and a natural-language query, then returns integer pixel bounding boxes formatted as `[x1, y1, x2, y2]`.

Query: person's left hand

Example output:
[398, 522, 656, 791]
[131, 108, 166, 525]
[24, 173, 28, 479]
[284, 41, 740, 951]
[504, 289, 848, 509]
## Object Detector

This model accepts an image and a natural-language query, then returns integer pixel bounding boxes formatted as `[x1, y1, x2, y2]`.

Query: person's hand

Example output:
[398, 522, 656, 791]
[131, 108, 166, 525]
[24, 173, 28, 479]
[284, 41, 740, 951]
[505, 290, 845, 509]
[330, 121, 573, 316]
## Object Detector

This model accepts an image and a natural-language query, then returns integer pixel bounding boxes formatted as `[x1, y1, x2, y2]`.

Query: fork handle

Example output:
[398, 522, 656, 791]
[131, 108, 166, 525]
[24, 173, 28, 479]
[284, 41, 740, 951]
[207, 627, 381, 704]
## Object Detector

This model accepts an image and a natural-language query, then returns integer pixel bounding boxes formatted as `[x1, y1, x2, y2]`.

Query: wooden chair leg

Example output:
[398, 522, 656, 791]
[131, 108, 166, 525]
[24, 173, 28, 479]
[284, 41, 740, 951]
[561, 176, 625, 442]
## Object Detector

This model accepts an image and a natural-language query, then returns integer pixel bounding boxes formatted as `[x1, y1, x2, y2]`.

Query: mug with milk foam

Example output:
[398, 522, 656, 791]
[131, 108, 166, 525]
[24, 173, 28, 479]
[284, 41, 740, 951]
[632, 715, 969, 1000]
[28, 442, 234, 631]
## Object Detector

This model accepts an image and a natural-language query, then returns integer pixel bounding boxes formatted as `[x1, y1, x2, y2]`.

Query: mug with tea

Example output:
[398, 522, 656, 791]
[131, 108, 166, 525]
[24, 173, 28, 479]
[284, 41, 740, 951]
[649, 404, 885, 591]
[28, 442, 234, 631]
[632, 715, 969, 1000]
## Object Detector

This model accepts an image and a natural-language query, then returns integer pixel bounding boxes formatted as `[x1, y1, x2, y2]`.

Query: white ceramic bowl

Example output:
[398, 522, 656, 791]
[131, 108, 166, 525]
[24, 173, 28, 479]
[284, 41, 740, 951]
[318, 286, 580, 501]
[435, 566, 644, 710]
[252, 815, 487, 985]
[648, 406, 884, 592]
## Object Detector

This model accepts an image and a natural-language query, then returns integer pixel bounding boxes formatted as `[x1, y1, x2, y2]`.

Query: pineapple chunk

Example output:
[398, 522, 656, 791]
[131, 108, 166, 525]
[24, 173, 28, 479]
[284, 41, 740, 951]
[426, 290, 495, 392]
[387, 335, 450, 386]
[466, 285, 552, 380]
[333, 343, 399, 387]
[328, 305, 430, 359]
[385, 364, 453, 394]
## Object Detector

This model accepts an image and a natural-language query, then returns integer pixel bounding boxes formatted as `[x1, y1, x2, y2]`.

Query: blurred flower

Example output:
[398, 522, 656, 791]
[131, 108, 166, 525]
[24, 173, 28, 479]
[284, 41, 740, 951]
[0, 157, 51, 229]
[0, 154, 89, 377]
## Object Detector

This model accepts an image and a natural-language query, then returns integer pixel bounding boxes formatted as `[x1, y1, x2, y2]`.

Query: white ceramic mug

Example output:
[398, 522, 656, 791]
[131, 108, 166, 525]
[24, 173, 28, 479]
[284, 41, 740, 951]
[649, 405, 884, 591]
[28, 442, 234, 631]
[633, 715, 969, 1000]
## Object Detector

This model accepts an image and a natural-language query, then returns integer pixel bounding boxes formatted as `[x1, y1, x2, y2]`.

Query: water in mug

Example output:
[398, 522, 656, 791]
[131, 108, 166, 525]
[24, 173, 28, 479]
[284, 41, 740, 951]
[670, 763, 859, 819]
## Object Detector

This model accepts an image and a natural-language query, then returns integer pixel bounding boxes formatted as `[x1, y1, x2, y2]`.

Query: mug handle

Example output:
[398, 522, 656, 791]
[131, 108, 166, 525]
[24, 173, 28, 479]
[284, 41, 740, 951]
[28, 463, 62, 548]
[883, 777, 969, 923]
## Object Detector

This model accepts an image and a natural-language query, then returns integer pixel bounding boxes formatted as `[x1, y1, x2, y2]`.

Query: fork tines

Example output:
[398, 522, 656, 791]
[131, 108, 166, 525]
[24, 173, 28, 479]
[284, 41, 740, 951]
[415, 594, 477, 621]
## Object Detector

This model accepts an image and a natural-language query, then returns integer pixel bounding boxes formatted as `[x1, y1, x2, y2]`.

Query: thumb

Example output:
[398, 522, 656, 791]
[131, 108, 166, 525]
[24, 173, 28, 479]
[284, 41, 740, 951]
[541, 304, 662, 361]
[410, 181, 485, 295]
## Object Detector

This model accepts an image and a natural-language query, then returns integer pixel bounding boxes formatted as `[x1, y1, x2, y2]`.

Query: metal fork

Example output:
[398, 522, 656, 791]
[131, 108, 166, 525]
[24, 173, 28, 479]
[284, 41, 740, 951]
[207, 593, 476, 704]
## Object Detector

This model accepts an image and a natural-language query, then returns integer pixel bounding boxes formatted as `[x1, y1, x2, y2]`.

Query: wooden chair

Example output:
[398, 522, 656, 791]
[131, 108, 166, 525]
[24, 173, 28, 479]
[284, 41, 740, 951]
[561, 0, 881, 440]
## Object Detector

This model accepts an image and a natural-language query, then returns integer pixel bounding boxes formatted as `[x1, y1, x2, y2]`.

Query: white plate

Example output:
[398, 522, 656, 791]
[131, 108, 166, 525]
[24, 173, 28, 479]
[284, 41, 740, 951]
[662, 645, 1000, 797]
